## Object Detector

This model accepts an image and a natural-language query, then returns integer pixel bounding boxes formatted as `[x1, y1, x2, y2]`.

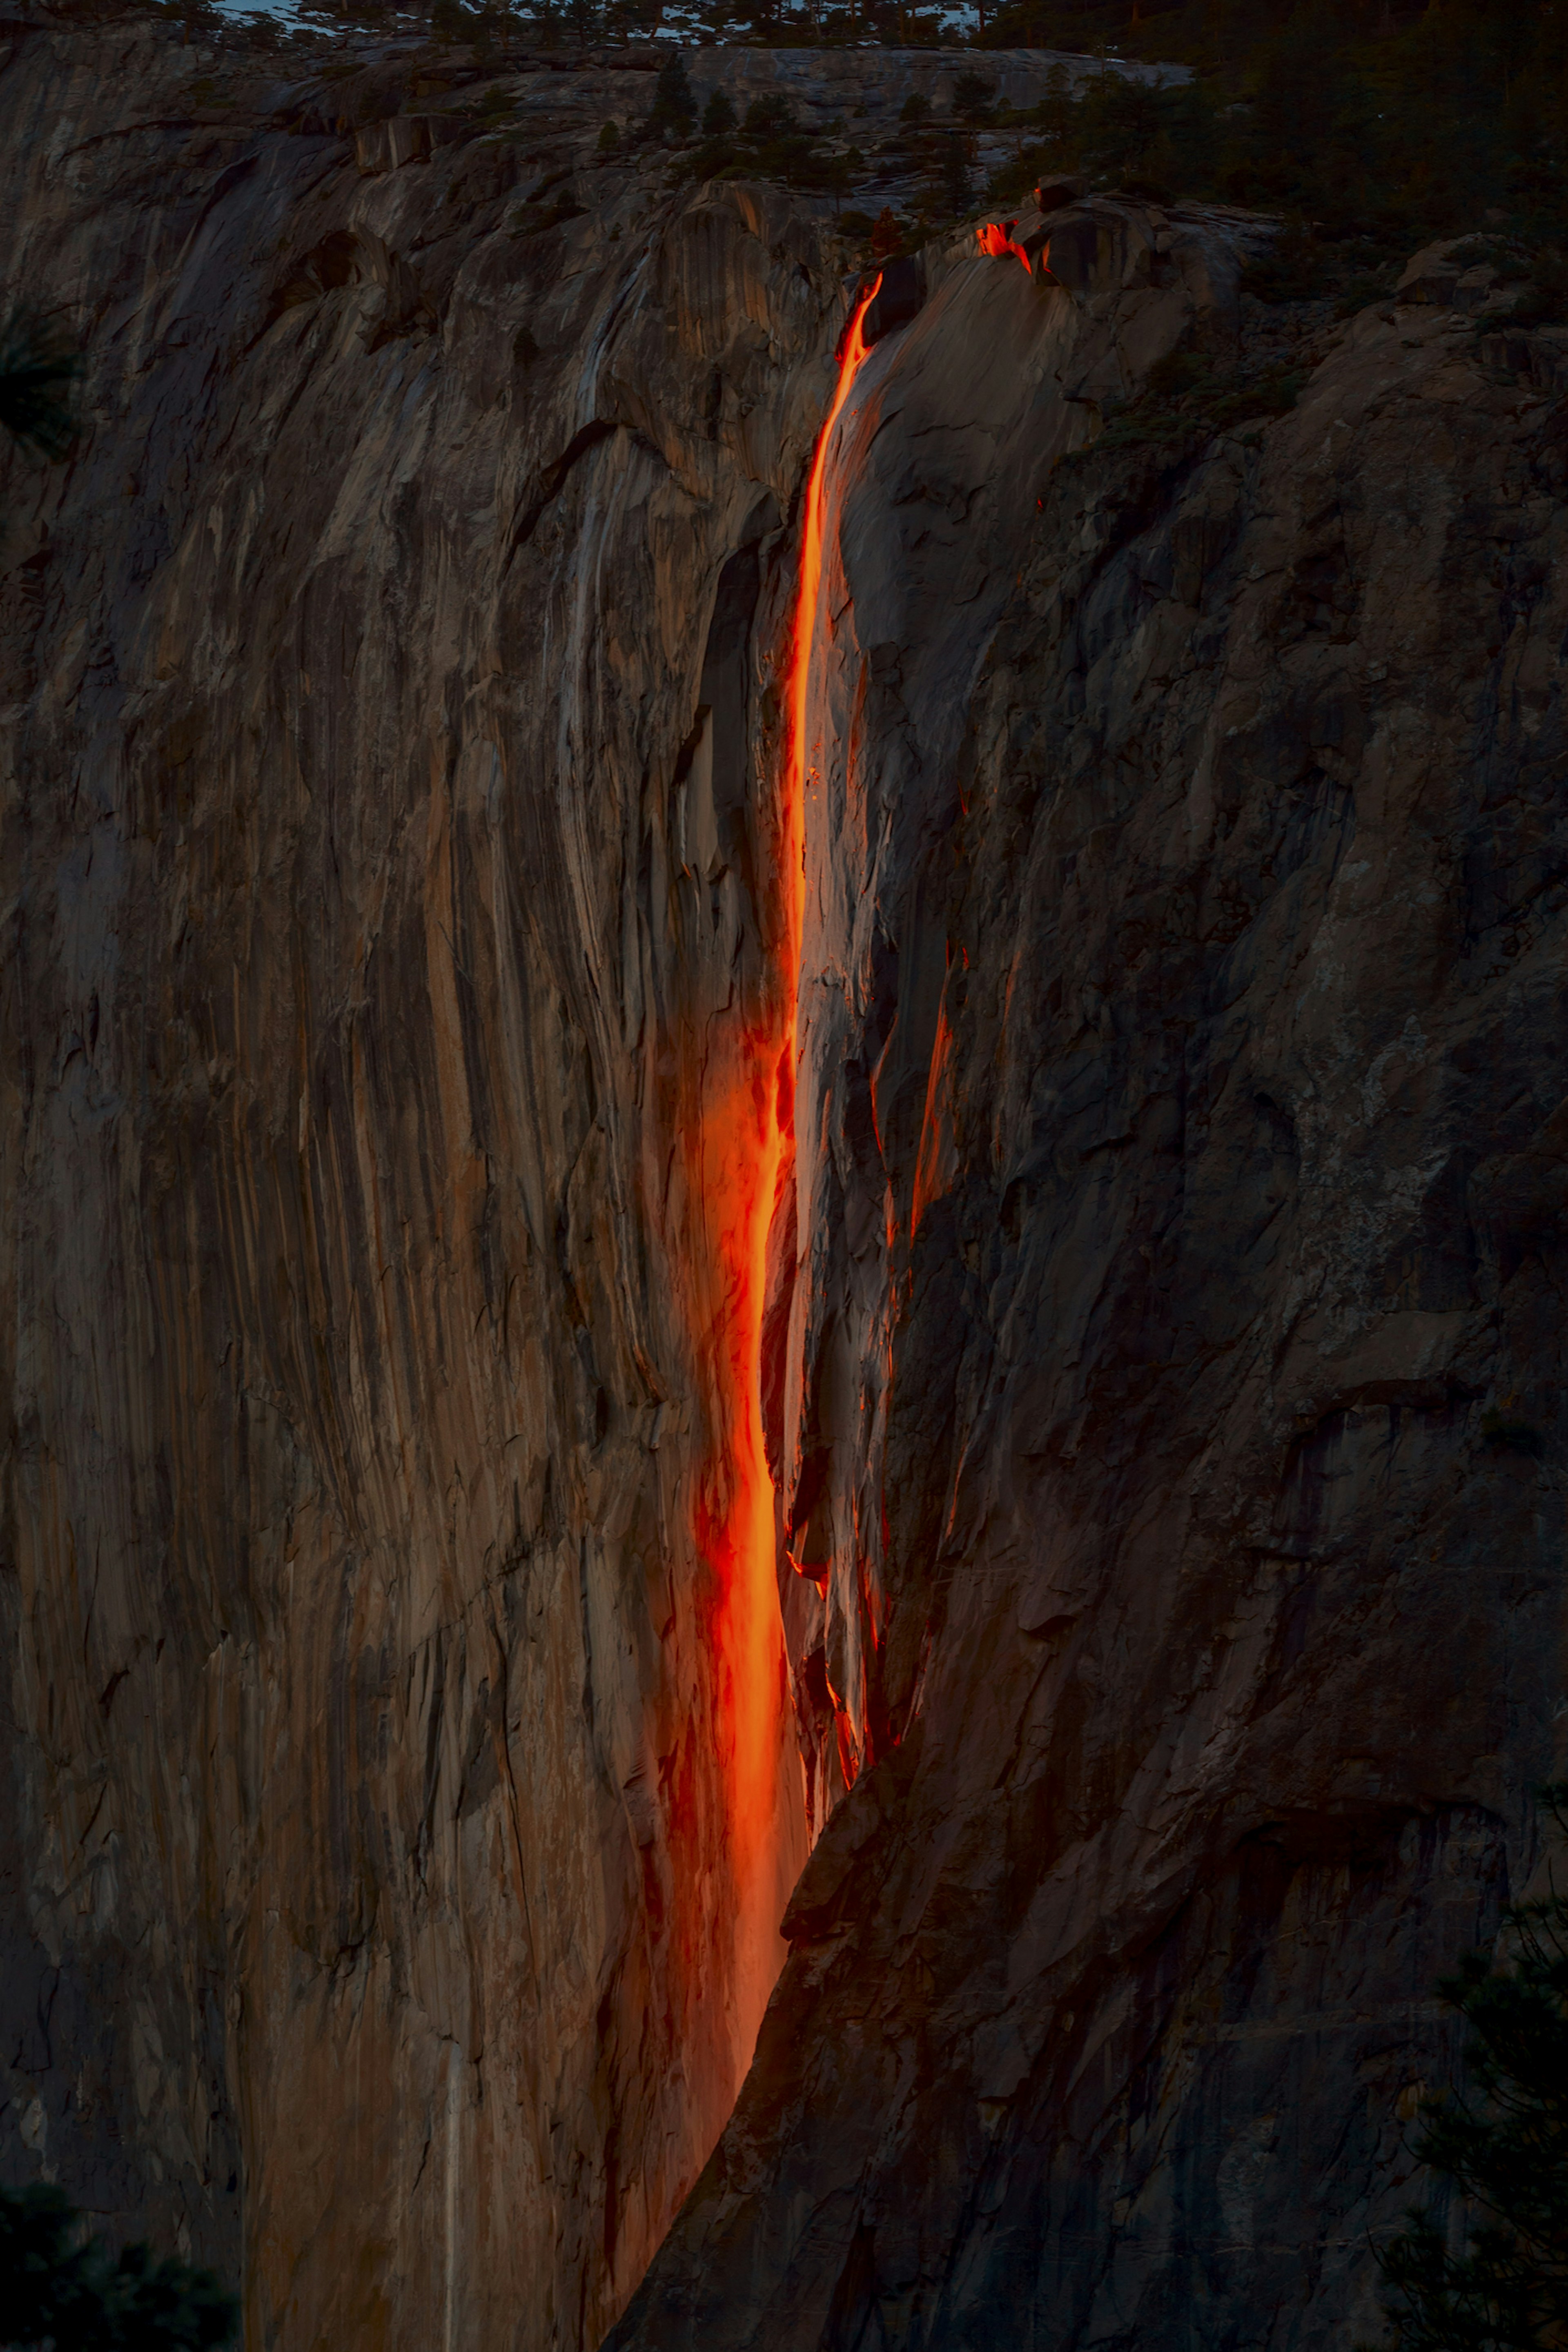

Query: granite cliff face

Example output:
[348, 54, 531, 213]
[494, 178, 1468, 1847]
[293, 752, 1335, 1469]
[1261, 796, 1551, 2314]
[614, 228, 1568, 2352]
[4, 20, 1568, 2352]
[2, 26, 841, 2345]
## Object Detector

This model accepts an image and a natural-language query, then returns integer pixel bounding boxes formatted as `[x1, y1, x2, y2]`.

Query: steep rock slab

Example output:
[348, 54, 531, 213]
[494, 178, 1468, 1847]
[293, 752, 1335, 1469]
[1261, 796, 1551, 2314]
[773, 192, 1245, 1829]
[0, 25, 852, 2346]
[608, 268, 1568, 2348]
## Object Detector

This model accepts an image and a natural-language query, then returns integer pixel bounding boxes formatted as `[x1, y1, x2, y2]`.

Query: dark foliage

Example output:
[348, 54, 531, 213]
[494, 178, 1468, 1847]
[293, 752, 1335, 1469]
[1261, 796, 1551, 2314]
[1481, 1411, 1546, 1460]
[1367, 1786, 1568, 2352]
[1084, 346, 1302, 455]
[701, 84, 736, 134]
[870, 203, 905, 254]
[0, 311, 80, 462]
[646, 49, 696, 134]
[741, 91, 797, 138]
[952, 69, 996, 121]
[973, 4, 1568, 256]
[676, 85, 851, 190]
[936, 129, 971, 212]
[0, 2181, 237, 2352]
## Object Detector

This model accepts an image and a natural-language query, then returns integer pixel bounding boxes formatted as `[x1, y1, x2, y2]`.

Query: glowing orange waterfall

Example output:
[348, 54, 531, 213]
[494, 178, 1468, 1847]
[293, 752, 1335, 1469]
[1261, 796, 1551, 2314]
[688, 274, 882, 2064]
[785, 275, 884, 987]
[977, 219, 1032, 274]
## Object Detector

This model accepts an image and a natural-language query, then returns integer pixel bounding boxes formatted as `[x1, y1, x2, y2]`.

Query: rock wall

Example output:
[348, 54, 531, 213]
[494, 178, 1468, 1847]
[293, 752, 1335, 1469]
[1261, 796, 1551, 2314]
[613, 205, 1568, 2352]
[0, 24, 835, 2346]
[4, 19, 1568, 2352]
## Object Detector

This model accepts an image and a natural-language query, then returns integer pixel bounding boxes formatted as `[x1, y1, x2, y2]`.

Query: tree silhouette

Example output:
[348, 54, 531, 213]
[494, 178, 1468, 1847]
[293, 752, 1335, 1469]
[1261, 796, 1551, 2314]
[0, 2179, 237, 2351]
[1370, 1787, 1568, 2352]
[0, 310, 79, 461]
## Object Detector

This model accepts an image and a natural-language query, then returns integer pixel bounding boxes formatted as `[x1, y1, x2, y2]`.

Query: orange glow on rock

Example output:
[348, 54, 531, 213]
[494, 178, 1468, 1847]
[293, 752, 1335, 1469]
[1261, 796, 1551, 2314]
[685, 274, 884, 2042]
[785, 274, 882, 1008]
[780, 272, 882, 1572]
[977, 219, 1032, 274]
[690, 1033, 791, 2000]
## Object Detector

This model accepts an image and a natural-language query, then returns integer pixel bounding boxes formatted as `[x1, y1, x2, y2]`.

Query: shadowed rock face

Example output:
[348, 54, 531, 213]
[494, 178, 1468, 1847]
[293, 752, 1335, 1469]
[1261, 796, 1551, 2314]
[611, 260, 1568, 2352]
[4, 22, 1568, 2352]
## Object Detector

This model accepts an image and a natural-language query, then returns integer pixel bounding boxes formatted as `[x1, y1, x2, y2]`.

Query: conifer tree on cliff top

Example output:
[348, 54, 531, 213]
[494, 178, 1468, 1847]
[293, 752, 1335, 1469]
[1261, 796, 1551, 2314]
[1369, 1787, 1568, 2352]
[646, 49, 696, 136]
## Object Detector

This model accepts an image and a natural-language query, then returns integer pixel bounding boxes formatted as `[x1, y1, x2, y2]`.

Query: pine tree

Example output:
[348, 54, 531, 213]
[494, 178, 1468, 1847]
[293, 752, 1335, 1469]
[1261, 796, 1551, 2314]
[1369, 1788, 1568, 2352]
[646, 50, 696, 137]
[939, 129, 971, 214]
[952, 68, 996, 121]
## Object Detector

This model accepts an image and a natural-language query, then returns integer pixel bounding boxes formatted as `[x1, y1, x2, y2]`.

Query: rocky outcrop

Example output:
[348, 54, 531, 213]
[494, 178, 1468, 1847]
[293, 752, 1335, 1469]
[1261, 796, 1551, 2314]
[4, 19, 1567, 2352]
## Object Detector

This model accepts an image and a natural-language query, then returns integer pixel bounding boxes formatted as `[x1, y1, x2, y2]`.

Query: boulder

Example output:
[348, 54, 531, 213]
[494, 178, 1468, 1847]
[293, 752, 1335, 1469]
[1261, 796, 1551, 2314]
[1395, 236, 1470, 306]
[1034, 171, 1087, 212]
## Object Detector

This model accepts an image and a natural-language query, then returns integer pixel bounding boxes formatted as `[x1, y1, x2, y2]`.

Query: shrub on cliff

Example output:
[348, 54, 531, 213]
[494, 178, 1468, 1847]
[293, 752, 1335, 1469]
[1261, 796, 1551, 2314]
[676, 91, 846, 192]
[1084, 350, 1302, 458]
[929, 130, 971, 215]
[0, 2180, 237, 2350]
[952, 69, 996, 122]
[1367, 1786, 1568, 2352]
[0, 311, 79, 463]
